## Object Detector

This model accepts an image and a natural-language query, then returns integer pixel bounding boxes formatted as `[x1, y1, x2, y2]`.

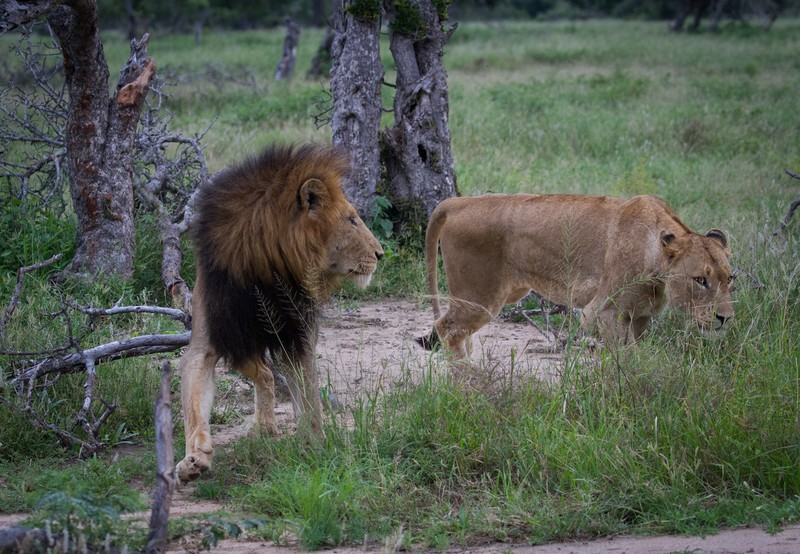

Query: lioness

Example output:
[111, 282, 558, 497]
[419, 194, 734, 360]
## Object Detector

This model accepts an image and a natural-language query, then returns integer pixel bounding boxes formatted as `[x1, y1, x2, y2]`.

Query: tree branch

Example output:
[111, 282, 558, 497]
[9, 331, 191, 385]
[0, 253, 62, 339]
[774, 169, 799, 236]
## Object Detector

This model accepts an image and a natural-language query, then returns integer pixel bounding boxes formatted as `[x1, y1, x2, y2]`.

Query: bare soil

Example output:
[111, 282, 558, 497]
[3, 299, 798, 553]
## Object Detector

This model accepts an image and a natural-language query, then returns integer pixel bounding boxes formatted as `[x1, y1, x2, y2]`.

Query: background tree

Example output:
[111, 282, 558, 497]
[330, 0, 384, 218]
[331, 0, 457, 230]
[382, 0, 458, 223]
[1, 0, 155, 281]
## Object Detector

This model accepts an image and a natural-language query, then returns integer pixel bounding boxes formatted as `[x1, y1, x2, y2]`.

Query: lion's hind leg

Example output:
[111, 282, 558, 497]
[176, 341, 219, 484]
[277, 345, 324, 439]
[237, 356, 280, 437]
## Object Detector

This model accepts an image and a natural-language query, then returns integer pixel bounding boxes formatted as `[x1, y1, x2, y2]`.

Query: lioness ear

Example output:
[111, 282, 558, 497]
[705, 228, 728, 248]
[299, 178, 327, 212]
[660, 230, 679, 260]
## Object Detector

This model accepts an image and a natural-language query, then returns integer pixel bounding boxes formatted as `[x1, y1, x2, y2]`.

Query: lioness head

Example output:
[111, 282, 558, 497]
[662, 228, 734, 336]
[296, 177, 384, 291]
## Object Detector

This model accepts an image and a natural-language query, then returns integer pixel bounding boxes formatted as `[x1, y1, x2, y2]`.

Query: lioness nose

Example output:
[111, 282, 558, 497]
[376, 249, 384, 261]
[715, 314, 730, 329]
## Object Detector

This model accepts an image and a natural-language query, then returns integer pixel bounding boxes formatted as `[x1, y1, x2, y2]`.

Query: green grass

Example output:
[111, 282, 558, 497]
[1, 17, 799, 551]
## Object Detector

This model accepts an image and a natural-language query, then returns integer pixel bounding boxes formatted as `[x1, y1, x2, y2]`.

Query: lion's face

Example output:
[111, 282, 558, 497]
[325, 204, 384, 288]
[663, 229, 734, 336]
[295, 177, 383, 290]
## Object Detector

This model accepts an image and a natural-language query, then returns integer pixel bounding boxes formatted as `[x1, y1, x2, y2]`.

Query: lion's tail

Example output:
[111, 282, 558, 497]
[415, 201, 449, 351]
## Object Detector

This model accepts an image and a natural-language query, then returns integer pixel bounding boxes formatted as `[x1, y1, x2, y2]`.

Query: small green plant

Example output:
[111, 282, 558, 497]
[367, 195, 395, 243]
[27, 491, 143, 550]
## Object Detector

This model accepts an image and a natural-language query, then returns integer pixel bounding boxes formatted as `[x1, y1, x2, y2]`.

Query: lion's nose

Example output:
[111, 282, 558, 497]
[715, 314, 730, 329]
[375, 248, 384, 261]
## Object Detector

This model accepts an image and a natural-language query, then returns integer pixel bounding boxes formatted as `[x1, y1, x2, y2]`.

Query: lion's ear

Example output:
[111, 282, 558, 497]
[705, 228, 728, 248]
[299, 178, 328, 212]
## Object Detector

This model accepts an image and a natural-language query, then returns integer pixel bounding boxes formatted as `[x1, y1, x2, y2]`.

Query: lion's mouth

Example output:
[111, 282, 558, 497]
[345, 260, 378, 289]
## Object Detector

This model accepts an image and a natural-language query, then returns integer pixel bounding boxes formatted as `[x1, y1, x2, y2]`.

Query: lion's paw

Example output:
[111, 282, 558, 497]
[176, 455, 210, 484]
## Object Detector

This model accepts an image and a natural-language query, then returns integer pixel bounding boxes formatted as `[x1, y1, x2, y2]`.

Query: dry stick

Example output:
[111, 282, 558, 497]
[144, 360, 176, 554]
[775, 169, 800, 236]
[0, 253, 62, 338]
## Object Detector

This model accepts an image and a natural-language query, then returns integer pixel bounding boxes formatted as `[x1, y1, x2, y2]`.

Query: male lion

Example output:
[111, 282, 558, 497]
[419, 194, 734, 362]
[176, 144, 383, 483]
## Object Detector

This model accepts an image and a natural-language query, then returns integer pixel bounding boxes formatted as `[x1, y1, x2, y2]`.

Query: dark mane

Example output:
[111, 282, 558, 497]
[192, 144, 349, 365]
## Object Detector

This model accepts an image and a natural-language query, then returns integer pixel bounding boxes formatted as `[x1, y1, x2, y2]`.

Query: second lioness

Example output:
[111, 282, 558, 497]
[420, 194, 734, 359]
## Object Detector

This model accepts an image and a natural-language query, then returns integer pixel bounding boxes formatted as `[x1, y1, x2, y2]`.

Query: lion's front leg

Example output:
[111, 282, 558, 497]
[176, 343, 219, 484]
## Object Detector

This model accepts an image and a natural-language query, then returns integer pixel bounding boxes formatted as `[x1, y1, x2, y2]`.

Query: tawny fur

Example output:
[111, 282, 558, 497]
[176, 144, 383, 484]
[420, 194, 734, 364]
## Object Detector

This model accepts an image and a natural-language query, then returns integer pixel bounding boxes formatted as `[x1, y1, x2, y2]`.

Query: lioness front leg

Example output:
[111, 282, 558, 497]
[237, 356, 280, 437]
[176, 344, 219, 484]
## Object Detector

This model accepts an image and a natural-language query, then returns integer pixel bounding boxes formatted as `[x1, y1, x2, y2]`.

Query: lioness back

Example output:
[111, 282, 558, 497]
[422, 193, 733, 362]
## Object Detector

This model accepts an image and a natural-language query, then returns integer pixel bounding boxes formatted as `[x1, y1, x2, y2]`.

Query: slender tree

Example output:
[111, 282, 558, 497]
[1, 0, 155, 280]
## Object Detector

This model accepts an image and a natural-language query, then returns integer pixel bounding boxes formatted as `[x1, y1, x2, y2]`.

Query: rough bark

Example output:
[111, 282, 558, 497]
[1, 0, 154, 281]
[330, 0, 384, 218]
[382, 0, 458, 222]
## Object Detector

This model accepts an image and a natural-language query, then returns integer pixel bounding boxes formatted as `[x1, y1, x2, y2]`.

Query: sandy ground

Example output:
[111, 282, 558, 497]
[3, 299, 798, 553]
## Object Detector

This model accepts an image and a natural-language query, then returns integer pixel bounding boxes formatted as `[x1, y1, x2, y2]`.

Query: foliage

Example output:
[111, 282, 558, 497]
[389, 1, 427, 36]
[345, 0, 383, 21]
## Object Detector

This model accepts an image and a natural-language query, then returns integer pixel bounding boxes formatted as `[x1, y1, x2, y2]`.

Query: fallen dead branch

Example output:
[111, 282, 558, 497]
[775, 168, 799, 237]
[2, 271, 191, 456]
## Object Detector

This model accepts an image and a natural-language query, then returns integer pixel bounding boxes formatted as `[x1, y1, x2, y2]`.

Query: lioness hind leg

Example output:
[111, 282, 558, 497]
[237, 356, 280, 437]
[434, 300, 494, 367]
[176, 343, 219, 484]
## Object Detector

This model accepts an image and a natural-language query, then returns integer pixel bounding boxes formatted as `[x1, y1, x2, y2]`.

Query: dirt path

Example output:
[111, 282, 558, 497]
[3, 300, 798, 553]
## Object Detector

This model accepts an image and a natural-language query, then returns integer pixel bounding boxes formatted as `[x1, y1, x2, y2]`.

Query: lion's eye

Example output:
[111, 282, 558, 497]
[349, 216, 358, 227]
[693, 276, 707, 287]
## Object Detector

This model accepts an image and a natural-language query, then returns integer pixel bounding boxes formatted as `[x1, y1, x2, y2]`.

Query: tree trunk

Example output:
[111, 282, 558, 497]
[275, 16, 301, 80]
[1, 0, 154, 281]
[307, 26, 334, 79]
[381, 0, 458, 223]
[330, 1, 384, 218]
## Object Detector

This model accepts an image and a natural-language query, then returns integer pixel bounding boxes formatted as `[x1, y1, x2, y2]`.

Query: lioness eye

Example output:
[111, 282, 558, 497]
[693, 276, 707, 287]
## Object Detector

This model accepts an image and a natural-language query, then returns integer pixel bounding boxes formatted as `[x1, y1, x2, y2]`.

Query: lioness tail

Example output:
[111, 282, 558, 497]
[416, 200, 450, 350]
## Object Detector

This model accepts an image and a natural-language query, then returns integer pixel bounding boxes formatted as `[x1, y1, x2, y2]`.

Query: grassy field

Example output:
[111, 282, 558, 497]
[1, 17, 799, 550]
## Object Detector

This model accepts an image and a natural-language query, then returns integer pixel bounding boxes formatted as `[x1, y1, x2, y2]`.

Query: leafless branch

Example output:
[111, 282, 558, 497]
[2, 281, 191, 456]
[0, 253, 62, 339]
[774, 169, 799, 237]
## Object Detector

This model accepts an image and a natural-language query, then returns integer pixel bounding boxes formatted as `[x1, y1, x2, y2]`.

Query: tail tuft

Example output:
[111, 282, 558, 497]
[415, 329, 440, 351]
